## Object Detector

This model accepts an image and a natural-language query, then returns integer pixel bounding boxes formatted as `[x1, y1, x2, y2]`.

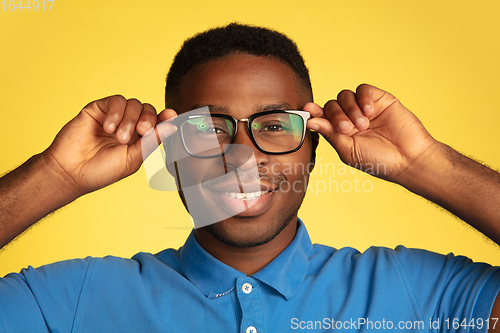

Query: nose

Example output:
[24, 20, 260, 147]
[223, 122, 268, 171]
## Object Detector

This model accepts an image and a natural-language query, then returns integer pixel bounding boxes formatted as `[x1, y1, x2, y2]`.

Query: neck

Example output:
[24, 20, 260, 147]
[194, 218, 298, 276]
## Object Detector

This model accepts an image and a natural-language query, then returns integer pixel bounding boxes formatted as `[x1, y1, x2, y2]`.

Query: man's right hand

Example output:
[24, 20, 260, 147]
[0, 95, 177, 248]
[42, 95, 177, 198]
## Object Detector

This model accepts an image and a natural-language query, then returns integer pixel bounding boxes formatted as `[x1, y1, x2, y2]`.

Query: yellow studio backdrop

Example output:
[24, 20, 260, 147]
[1, 0, 499, 276]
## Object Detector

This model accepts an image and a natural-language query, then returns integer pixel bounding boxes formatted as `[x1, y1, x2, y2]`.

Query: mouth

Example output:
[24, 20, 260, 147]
[198, 169, 285, 219]
[205, 185, 278, 218]
[221, 190, 271, 201]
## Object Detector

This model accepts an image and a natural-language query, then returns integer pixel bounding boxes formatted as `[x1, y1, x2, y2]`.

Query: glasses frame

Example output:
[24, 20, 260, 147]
[172, 110, 311, 158]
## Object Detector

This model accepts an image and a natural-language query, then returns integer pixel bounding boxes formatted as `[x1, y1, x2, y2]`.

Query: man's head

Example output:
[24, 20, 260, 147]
[164, 23, 319, 248]
[165, 23, 313, 108]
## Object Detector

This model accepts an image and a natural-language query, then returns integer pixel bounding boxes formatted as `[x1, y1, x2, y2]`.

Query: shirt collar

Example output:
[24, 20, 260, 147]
[179, 229, 246, 298]
[179, 218, 313, 300]
[252, 218, 312, 300]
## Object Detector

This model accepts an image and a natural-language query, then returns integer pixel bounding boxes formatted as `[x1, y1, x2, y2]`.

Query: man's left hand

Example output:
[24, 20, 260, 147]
[304, 84, 439, 185]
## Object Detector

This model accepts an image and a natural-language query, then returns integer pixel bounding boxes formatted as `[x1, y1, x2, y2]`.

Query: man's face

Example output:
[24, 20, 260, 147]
[169, 53, 315, 247]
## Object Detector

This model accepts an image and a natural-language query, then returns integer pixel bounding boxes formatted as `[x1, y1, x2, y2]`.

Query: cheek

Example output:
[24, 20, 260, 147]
[268, 154, 313, 195]
[176, 159, 219, 186]
[165, 136, 219, 183]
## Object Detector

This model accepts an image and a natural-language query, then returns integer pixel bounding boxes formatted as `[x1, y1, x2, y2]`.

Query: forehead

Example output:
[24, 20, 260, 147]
[174, 53, 308, 117]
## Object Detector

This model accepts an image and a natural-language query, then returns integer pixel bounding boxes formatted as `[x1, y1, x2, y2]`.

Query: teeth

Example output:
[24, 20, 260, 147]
[223, 191, 269, 200]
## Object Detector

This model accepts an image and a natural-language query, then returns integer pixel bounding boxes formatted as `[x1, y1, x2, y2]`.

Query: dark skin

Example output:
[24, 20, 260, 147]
[168, 53, 500, 325]
[0, 53, 499, 330]
[167, 54, 317, 275]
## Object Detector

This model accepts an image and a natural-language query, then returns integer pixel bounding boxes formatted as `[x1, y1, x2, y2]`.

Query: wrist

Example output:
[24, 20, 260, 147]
[0, 153, 82, 248]
[396, 140, 452, 197]
[38, 151, 85, 203]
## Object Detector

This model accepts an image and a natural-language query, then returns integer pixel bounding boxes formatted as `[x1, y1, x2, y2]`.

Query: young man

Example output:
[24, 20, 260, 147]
[1, 23, 500, 332]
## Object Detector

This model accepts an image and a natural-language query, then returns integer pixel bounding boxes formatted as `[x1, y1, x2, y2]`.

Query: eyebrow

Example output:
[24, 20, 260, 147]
[189, 103, 294, 115]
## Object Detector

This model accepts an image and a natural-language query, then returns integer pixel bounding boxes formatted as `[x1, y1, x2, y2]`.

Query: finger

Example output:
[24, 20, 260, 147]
[156, 120, 178, 143]
[115, 98, 143, 144]
[98, 95, 127, 133]
[337, 89, 369, 131]
[157, 109, 178, 124]
[302, 103, 324, 131]
[138, 120, 178, 162]
[305, 114, 354, 159]
[303, 102, 325, 119]
[355, 84, 396, 118]
[136, 103, 158, 136]
[323, 99, 359, 135]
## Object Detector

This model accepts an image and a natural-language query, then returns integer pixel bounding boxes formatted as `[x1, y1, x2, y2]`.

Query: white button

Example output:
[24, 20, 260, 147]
[246, 326, 257, 333]
[242, 283, 253, 294]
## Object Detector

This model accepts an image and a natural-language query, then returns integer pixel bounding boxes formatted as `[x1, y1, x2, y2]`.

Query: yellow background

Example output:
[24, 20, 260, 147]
[1, 0, 499, 276]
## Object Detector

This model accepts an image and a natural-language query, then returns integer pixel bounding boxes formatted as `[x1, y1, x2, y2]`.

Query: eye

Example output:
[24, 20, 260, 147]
[258, 121, 290, 132]
[207, 127, 226, 134]
[197, 124, 229, 136]
[263, 124, 282, 131]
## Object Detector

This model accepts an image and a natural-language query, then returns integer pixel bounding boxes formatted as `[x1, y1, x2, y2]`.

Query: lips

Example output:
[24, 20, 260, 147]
[222, 190, 270, 201]
[208, 187, 276, 217]
[197, 168, 284, 218]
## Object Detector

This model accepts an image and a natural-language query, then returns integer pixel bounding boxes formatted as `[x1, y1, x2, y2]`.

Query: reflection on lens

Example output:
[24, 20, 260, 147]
[197, 122, 208, 131]
[187, 117, 205, 125]
[251, 113, 304, 153]
[181, 115, 233, 156]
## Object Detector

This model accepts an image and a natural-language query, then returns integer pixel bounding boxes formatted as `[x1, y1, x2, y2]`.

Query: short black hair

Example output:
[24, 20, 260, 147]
[165, 22, 313, 107]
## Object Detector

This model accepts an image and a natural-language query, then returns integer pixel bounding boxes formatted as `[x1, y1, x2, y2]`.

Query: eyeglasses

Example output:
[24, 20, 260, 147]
[172, 110, 310, 157]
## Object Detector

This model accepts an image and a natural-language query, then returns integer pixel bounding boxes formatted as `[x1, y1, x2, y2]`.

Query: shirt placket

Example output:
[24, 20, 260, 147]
[236, 277, 265, 333]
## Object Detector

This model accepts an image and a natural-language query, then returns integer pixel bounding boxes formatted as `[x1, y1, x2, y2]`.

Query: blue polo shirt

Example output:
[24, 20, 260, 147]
[1, 219, 499, 332]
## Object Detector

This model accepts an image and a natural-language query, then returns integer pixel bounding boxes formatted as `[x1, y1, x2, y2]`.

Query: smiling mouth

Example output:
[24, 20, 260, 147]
[222, 190, 271, 201]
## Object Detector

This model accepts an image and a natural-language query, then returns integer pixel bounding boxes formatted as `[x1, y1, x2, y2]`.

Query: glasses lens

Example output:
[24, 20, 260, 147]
[251, 113, 304, 153]
[181, 115, 235, 156]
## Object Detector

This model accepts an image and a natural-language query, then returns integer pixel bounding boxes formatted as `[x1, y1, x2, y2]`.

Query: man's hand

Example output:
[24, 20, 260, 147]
[304, 84, 439, 185]
[305, 83, 500, 245]
[305, 84, 500, 329]
[0, 95, 177, 248]
[42, 95, 177, 198]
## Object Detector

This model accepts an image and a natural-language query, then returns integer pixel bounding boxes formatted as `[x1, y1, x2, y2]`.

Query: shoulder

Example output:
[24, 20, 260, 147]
[309, 243, 498, 280]
[311, 243, 475, 264]
[13, 247, 184, 289]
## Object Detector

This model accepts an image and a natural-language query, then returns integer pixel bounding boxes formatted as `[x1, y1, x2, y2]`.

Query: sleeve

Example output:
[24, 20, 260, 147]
[391, 246, 500, 333]
[0, 257, 94, 333]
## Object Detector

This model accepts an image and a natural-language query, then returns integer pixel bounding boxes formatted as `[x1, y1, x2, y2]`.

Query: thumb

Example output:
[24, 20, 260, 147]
[307, 117, 354, 163]
[122, 121, 178, 176]
[139, 121, 178, 163]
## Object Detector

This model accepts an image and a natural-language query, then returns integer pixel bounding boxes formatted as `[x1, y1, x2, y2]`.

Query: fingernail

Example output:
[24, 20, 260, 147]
[308, 123, 320, 131]
[106, 123, 115, 132]
[140, 121, 152, 130]
[339, 121, 351, 132]
[121, 131, 130, 141]
[363, 105, 372, 115]
[355, 118, 367, 128]
[158, 124, 177, 142]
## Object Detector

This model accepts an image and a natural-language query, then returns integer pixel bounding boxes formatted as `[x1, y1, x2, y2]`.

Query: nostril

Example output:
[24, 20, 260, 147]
[221, 144, 267, 172]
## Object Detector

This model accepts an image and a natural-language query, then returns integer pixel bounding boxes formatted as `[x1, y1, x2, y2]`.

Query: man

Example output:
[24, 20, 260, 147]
[1, 23, 499, 332]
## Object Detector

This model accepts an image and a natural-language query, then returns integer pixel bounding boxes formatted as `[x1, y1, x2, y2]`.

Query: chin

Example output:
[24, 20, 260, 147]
[202, 205, 299, 248]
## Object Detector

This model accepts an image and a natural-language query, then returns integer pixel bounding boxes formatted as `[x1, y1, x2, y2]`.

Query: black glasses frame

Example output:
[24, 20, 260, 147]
[172, 110, 311, 158]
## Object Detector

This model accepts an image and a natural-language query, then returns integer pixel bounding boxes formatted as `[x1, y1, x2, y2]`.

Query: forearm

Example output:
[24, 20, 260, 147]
[0, 154, 79, 249]
[401, 142, 500, 245]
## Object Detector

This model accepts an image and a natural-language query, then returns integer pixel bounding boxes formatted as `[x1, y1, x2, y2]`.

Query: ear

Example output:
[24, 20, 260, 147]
[163, 137, 179, 178]
[164, 143, 175, 177]
[308, 130, 320, 173]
